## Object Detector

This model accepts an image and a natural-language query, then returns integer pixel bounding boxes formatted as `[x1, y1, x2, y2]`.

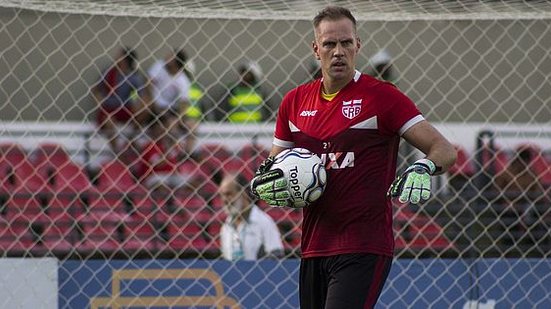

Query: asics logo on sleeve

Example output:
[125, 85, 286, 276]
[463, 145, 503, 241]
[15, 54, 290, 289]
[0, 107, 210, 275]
[299, 110, 318, 117]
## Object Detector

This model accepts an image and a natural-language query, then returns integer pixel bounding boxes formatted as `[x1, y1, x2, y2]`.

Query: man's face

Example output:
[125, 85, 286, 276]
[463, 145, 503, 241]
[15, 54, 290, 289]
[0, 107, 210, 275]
[116, 50, 129, 70]
[165, 58, 179, 75]
[219, 178, 247, 217]
[313, 18, 360, 82]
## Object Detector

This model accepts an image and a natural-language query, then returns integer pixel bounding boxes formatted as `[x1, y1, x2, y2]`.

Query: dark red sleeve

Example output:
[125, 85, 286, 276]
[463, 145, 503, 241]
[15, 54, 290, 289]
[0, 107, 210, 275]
[273, 90, 294, 144]
[376, 83, 421, 136]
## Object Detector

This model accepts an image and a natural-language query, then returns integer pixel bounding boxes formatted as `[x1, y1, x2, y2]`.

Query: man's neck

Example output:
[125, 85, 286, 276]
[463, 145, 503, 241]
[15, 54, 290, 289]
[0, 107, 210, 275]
[322, 74, 354, 94]
[231, 205, 253, 227]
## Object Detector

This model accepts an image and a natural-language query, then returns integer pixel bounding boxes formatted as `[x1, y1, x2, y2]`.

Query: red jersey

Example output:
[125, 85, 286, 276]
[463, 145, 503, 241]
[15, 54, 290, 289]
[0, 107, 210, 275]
[274, 71, 423, 258]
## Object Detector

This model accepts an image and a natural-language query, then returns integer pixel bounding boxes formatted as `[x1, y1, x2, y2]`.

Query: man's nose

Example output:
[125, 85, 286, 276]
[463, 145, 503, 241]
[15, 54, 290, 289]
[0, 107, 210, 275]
[333, 44, 344, 57]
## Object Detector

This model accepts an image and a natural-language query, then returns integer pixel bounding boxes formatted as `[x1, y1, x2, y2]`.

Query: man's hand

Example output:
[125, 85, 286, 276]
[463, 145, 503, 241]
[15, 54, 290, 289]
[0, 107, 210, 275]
[250, 156, 291, 207]
[388, 159, 436, 204]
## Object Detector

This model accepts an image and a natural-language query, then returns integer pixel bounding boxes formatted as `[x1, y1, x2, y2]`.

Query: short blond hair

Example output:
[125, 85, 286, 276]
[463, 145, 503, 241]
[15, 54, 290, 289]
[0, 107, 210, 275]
[313, 6, 357, 32]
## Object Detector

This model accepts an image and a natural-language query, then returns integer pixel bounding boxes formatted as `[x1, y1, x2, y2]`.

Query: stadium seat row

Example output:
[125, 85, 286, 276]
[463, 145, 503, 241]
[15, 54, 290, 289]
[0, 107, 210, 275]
[449, 143, 551, 185]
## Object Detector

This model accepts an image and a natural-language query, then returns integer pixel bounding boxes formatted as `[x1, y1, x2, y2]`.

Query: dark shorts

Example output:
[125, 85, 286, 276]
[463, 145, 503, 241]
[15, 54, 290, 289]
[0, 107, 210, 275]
[300, 253, 392, 309]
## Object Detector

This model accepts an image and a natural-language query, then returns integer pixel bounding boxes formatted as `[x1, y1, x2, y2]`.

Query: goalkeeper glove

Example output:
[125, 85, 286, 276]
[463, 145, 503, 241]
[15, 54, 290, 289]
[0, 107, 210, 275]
[388, 158, 436, 204]
[250, 156, 291, 207]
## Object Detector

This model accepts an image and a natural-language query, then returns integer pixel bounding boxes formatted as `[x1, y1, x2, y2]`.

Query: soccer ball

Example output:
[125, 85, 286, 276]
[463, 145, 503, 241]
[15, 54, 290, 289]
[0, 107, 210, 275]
[271, 148, 327, 208]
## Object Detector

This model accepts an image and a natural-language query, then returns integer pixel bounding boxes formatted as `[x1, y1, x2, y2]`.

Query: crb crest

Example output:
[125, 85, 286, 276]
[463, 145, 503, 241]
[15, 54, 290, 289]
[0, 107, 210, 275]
[342, 99, 362, 119]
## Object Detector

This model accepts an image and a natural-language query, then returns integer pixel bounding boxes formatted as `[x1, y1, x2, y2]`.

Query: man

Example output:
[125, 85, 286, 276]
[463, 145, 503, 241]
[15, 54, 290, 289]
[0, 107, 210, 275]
[91, 47, 145, 153]
[138, 116, 190, 194]
[145, 49, 191, 122]
[250, 6, 456, 309]
[221, 62, 268, 123]
[367, 49, 398, 84]
[219, 173, 284, 261]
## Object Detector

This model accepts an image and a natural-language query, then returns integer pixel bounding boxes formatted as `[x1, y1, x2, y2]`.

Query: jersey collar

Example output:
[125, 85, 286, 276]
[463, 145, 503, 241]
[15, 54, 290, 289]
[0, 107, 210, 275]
[353, 70, 361, 82]
[320, 69, 361, 83]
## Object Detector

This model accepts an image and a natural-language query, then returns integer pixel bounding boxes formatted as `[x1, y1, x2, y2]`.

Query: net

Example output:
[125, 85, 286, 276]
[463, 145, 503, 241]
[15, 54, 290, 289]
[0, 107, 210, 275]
[1, 0, 551, 308]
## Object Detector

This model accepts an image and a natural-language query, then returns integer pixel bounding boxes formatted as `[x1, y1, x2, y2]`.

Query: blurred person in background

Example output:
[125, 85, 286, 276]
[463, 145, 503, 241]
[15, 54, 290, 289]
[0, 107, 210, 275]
[138, 115, 191, 195]
[91, 47, 146, 154]
[310, 60, 323, 80]
[220, 61, 270, 123]
[144, 49, 191, 126]
[143, 49, 197, 158]
[367, 49, 398, 85]
[493, 145, 545, 250]
[219, 173, 284, 261]
[182, 59, 205, 124]
[181, 59, 205, 156]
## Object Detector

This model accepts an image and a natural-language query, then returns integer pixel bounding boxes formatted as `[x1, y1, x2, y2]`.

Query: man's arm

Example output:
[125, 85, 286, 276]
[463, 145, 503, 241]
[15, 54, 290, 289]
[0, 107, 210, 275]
[388, 120, 457, 204]
[91, 82, 105, 106]
[401, 120, 456, 174]
[269, 145, 287, 157]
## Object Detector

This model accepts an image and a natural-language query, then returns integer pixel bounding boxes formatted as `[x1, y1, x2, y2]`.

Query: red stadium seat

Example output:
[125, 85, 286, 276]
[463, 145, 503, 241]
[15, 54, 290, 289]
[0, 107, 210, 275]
[7, 191, 49, 224]
[539, 159, 551, 187]
[117, 141, 143, 169]
[206, 221, 222, 242]
[49, 194, 89, 220]
[87, 195, 128, 221]
[41, 217, 75, 254]
[448, 145, 475, 177]
[237, 143, 270, 178]
[76, 210, 123, 254]
[409, 223, 453, 251]
[132, 196, 160, 220]
[514, 144, 551, 186]
[394, 234, 407, 251]
[163, 220, 209, 254]
[479, 144, 510, 175]
[176, 194, 208, 211]
[198, 143, 232, 162]
[0, 143, 26, 163]
[208, 196, 224, 211]
[393, 205, 415, 224]
[0, 217, 34, 254]
[0, 156, 45, 193]
[177, 160, 218, 196]
[120, 215, 158, 253]
[282, 225, 301, 252]
[52, 162, 93, 193]
[221, 157, 256, 180]
[27, 144, 81, 195]
[29, 143, 71, 167]
[238, 143, 270, 162]
[95, 160, 137, 193]
[195, 143, 234, 177]
[42, 162, 99, 222]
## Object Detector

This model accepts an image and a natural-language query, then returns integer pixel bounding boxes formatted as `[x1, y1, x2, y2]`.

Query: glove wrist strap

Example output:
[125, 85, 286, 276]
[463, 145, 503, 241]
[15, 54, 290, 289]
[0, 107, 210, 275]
[413, 158, 436, 175]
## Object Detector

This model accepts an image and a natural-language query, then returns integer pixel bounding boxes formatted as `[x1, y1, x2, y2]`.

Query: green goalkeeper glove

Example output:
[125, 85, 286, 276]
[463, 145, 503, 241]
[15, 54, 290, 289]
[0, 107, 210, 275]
[250, 156, 291, 207]
[388, 158, 436, 204]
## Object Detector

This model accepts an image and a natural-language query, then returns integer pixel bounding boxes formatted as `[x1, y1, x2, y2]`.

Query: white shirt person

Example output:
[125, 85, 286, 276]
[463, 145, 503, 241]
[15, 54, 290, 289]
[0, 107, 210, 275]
[218, 173, 284, 261]
[147, 51, 191, 115]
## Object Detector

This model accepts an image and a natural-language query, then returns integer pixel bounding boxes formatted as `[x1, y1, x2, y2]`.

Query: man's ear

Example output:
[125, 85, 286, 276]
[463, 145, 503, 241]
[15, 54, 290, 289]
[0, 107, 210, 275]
[312, 41, 320, 60]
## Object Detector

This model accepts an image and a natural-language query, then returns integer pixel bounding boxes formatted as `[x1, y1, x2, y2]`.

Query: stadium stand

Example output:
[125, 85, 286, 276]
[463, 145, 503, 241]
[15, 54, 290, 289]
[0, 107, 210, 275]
[0, 138, 459, 258]
[76, 203, 124, 255]
[2, 122, 551, 260]
[393, 204, 455, 255]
